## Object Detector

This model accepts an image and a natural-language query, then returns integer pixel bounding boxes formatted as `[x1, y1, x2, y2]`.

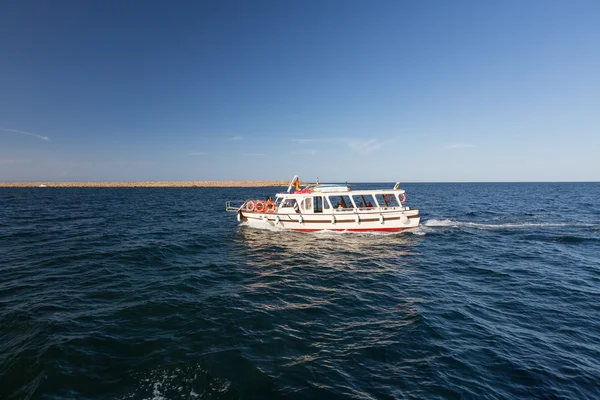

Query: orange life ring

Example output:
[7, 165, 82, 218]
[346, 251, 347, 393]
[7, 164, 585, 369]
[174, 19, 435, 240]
[245, 200, 255, 211]
[255, 201, 266, 213]
[399, 193, 407, 204]
[266, 201, 276, 213]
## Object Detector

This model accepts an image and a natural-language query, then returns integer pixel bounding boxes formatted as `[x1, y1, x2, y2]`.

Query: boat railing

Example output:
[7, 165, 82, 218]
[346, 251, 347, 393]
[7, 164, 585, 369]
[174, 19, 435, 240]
[333, 207, 356, 212]
[225, 200, 246, 212]
[332, 205, 408, 213]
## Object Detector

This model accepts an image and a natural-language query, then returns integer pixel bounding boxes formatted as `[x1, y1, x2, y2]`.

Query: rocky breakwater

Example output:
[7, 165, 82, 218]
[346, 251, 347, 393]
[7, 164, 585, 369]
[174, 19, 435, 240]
[0, 180, 291, 188]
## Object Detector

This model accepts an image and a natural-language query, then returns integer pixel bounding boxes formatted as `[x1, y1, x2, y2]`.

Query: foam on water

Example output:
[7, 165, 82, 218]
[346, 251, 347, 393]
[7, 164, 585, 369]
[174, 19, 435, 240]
[424, 218, 589, 230]
[118, 364, 232, 400]
[240, 219, 285, 232]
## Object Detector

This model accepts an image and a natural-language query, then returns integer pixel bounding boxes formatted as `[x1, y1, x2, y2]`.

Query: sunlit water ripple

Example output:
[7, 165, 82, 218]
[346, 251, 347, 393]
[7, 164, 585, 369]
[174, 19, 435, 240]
[1, 183, 599, 399]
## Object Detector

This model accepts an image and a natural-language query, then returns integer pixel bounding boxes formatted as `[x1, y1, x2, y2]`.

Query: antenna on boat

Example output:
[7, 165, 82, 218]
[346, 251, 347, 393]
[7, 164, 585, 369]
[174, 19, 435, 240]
[316, 177, 319, 184]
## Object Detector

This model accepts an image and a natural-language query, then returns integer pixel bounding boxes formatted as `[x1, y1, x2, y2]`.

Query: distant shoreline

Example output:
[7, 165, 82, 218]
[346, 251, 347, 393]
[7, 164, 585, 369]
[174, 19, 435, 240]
[0, 180, 291, 188]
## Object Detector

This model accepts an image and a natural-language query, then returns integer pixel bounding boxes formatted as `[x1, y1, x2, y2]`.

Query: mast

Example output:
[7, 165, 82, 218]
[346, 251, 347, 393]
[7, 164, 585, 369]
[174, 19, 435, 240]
[286, 175, 300, 193]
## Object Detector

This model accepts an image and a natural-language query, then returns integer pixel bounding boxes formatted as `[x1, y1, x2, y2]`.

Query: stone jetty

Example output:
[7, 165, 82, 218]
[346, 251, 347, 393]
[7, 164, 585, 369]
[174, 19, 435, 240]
[0, 180, 292, 188]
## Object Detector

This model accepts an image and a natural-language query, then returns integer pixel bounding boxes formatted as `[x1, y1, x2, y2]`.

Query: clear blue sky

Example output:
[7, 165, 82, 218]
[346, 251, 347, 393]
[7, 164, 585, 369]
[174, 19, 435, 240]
[1, 0, 598, 182]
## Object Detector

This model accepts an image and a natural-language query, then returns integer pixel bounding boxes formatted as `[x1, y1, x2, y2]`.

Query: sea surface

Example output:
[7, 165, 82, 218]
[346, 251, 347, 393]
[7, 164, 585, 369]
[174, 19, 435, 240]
[1, 182, 599, 399]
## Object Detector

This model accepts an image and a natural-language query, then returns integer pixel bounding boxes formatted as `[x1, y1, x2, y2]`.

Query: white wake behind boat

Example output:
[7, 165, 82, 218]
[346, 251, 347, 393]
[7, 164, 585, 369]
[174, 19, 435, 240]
[226, 176, 420, 232]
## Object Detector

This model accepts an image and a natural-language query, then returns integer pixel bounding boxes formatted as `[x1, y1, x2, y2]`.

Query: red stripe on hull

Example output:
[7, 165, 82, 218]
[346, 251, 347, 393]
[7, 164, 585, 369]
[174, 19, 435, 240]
[291, 227, 413, 232]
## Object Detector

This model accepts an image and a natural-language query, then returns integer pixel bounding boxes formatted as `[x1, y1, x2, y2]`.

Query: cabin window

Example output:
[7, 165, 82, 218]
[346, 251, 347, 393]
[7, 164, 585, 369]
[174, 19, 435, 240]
[323, 197, 331, 209]
[282, 198, 297, 208]
[313, 196, 323, 213]
[352, 194, 375, 209]
[302, 197, 313, 211]
[331, 195, 353, 210]
[374, 193, 400, 208]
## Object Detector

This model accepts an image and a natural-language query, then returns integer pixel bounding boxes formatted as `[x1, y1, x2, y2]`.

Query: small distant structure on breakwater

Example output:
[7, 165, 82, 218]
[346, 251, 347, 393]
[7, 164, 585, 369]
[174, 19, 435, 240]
[0, 180, 296, 188]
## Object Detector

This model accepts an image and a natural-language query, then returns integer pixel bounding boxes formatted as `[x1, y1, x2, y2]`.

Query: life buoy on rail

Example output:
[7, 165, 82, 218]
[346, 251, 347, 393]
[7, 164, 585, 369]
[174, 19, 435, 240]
[245, 201, 256, 211]
[384, 194, 395, 203]
[265, 201, 276, 213]
[399, 193, 407, 204]
[255, 201, 266, 213]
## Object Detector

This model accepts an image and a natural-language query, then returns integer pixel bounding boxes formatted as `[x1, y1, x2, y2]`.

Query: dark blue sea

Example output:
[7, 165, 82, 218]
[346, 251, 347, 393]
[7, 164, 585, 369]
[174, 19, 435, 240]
[1, 183, 599, 399]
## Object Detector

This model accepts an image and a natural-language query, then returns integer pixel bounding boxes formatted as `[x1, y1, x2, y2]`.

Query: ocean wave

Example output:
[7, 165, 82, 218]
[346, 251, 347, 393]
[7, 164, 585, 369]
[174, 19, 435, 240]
[424, 219, 592, 230]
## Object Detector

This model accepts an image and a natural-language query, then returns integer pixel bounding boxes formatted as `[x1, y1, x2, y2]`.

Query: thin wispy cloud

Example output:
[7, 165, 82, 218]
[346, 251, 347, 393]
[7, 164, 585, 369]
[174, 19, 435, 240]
[293, 137, 391, 154]
[290, 149, 318, 156]
[0, 158, 30, 164]
[347, 138, 393, 154]
[190, 151, 264, 156]
[229, 135, 243, 141]
[443, 143, 475, 150]
[0, 127, 50, 141]
[132, 161, 156, 167]
[292, 138, 343, 144]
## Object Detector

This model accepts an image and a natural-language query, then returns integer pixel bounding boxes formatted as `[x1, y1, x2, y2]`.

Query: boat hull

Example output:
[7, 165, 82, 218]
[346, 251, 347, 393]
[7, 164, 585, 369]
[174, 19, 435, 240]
[239, 209, 420, 232]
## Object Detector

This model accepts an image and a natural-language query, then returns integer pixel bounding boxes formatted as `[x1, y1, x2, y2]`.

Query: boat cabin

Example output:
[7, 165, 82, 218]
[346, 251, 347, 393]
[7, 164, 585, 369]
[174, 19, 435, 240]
[275, 188, 404, 215]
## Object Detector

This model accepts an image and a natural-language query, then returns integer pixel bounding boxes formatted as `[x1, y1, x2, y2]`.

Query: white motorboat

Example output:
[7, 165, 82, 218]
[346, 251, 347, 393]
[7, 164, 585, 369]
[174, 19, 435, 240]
[226, 176, 420, 232]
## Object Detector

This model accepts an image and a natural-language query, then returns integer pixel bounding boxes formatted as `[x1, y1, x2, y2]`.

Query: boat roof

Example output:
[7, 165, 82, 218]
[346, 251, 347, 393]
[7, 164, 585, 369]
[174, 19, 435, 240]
[276, 188, 405, 197]
[279, 176, 405, 197]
